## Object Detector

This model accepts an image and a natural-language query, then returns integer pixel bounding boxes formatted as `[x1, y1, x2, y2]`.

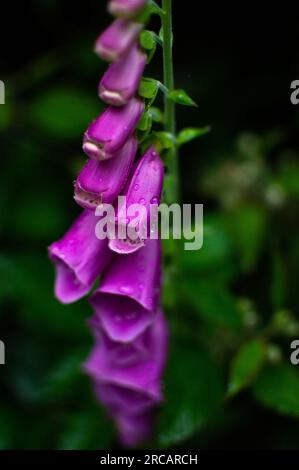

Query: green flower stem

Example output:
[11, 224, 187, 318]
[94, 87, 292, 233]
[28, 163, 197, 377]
[162, 0, 179, 205]
[161, 0, 180, 307]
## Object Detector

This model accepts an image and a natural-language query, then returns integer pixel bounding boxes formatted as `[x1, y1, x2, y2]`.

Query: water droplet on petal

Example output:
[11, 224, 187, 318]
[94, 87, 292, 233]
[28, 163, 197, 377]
[119, 286, 133, 295]
[139, 198, 146, 205]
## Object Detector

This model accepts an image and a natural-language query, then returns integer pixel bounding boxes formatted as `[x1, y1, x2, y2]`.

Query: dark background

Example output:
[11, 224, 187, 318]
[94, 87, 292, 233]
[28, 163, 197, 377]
[1, 1, 299, 449]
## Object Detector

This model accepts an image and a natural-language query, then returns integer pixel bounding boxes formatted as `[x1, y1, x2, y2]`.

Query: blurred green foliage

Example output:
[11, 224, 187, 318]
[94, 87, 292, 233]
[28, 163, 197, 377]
[1, 0, 299, 451]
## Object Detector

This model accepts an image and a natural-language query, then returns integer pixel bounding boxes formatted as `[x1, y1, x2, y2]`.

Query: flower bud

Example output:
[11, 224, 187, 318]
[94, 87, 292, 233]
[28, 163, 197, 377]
[95, 19, 142, 62]
[83, 97, 144, 161]
[99, 44, 146, 106]
[108, 0, 147, 18]
[75, 136, 137, 210]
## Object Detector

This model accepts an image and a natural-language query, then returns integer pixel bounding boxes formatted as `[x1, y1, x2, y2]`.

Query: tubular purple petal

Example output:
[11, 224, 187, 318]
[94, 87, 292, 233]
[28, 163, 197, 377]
[117, 412, 153, 447]
[109, 146, 164, 254]
[48, 211, 113, 304]
[95, 19, 143, 62]
[99, 44, 146, 106]
[75, 136, 137, 210]
[84, 309, 168, 447]
[108, 0, 147, 18]
[90, 238, 161, 342]
[94, 383, 155, 416]
[83, 98, 144, 161]
[84, 309, 168, 400]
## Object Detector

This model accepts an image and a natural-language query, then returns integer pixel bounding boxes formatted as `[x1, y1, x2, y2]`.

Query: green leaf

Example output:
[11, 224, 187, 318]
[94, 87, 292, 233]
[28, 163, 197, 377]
[137, 111, 152, 132]
[13, 186, 68, 241]
[177, 126, 211, 146]
[0, 253, 88, 338]
[181, 279, 242, 329]
[0, 103, 13, 130]
[140, 30, 155, 50]
[270, 310, 299, 337]
[271, 252, 287, 310]
[0, 407, 15, 449]
[138, 78, 159, 100]
[181, 220, 233, 278]
[29, 87, 100, 139]
[148, 106, 164, 123]
[228, 340, 266, 397]
[140, 31, 158, 63]
[157, 346, 223, 447]
[252, 365, 299, 418]
[159, 27, 164, 43]
[224, 204, 268, 271]
[159, 26, 173, 46]
[278, 159, 299, 198]
[148, 0, 165, 17]
[42, 350, 87, 400]
[154, 131, 176, 150]
[168, 89, 197, 107]
[58, 407, 113, 450]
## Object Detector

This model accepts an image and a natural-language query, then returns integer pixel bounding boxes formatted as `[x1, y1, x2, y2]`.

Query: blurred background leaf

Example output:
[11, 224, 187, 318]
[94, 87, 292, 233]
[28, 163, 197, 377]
[252, 365, 299, 418]
[228, 340, 267, 397]
[158, 345, 223, 447]
[29, 87, 101, 139]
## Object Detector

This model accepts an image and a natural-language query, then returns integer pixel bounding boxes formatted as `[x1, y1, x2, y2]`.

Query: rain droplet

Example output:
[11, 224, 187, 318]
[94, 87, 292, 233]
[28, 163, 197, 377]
[119, 286, 133, 295]
[139, 198, 146, 205]
[134, 184, 140, 191]
[151, 197, 158, 204]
